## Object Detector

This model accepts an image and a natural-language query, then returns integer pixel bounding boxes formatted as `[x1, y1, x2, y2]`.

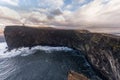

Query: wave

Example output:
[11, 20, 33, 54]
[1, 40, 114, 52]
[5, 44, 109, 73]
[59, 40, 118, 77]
[0, 42, 73, 59]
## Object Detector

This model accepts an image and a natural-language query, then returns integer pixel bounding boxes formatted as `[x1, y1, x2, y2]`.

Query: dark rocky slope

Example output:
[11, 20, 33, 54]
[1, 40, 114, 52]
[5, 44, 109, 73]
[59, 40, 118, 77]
[4, 26, 120, 80]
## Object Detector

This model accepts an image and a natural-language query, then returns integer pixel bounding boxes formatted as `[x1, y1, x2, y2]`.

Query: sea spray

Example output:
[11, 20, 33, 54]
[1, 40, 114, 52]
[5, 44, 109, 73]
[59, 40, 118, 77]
[0, 42, 73, 58]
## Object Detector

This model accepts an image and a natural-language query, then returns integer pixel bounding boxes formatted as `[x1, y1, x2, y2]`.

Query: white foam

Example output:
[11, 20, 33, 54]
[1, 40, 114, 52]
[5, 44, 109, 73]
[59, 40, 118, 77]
[0, 42, 73, 59]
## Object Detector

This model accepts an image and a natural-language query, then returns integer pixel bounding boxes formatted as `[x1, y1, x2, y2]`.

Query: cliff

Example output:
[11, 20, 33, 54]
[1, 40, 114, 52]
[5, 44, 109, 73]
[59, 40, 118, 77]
[4, 26, 120, 80]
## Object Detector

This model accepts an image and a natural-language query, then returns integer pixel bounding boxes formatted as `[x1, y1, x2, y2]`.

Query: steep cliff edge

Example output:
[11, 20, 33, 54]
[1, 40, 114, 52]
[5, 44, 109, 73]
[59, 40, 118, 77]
[4, 26, 120, 80]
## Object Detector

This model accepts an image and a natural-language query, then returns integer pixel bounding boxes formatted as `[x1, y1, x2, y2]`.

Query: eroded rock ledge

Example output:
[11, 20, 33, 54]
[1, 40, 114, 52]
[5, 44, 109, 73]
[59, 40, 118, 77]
[4, 26, 120, 80]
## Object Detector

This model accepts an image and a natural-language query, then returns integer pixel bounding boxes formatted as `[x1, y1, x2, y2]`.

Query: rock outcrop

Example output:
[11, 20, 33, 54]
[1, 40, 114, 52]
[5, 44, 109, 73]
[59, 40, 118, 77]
[4, 26, 120, 80]
[68, 71, 89, 80]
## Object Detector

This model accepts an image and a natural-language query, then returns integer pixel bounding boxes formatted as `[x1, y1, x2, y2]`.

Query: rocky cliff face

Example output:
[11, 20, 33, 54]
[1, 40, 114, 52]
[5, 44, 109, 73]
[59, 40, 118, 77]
[4, 26, 120, 80]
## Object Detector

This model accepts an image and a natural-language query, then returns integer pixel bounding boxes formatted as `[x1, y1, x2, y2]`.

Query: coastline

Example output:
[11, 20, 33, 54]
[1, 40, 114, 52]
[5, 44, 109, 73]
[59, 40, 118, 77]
[4, 26, 120, 80]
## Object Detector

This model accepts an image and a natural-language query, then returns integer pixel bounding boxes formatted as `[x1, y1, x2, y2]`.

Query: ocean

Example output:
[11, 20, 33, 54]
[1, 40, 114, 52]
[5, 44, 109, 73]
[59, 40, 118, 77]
[0, 36, 102, 80]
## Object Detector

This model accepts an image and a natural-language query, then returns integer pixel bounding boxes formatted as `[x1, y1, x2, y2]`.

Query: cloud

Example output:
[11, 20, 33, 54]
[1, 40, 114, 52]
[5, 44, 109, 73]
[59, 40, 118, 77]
[55, 0, 120, 28]
[54, 15, 65, 22]
[38, 0, 64, 9]
[0, 6, 21, 25]
[73, 0, 86, 4]
[50, 9, 62, 16]
[0, 0, 65, 26]
[1, 0, 19, 6]
[65, 5, 73, 10]
[73, 0, 120, 25]
[20, 11, 48, 25]
[46, 8, 63, 21]
[0, 0, 120, 33]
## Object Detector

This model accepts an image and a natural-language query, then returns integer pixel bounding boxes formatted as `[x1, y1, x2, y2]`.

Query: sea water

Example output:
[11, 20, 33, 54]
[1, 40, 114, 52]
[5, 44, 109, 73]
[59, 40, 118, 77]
[0, 42, 102, 80]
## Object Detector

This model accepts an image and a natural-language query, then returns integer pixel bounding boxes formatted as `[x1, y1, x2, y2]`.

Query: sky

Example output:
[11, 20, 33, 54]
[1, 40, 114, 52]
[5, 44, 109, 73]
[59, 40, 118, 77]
[0, 0, 120, 33]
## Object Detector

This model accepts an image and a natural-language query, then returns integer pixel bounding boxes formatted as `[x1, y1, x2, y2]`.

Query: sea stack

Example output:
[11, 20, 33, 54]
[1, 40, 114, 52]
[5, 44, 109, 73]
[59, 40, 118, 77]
[4, 26, 120, 80]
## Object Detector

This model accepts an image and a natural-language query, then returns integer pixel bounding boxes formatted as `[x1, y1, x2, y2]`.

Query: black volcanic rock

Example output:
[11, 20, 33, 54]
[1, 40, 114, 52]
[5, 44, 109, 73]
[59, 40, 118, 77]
[4, 26, 120, 80]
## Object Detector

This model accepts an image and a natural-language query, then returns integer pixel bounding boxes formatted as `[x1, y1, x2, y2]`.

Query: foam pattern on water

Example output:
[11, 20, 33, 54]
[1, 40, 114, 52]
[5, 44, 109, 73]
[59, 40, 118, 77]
[0, 42, 73, 59]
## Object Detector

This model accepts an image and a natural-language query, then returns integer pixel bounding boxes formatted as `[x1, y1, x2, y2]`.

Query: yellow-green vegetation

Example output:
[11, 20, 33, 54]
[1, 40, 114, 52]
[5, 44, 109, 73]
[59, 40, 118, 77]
[91, 34, 102, 44]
